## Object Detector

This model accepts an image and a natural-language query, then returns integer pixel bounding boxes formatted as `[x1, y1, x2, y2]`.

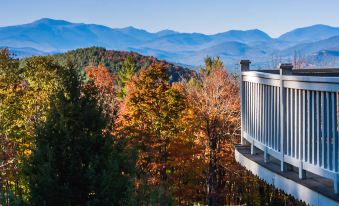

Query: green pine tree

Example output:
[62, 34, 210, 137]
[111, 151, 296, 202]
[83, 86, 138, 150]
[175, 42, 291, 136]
[26, 66, 135, 206]
[117, 56, 137, 99]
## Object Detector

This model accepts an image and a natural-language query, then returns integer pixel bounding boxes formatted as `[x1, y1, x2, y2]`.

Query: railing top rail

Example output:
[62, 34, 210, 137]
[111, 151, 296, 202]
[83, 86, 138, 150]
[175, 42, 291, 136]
[252, 68, 339, 75]
[242, 70, 339, 84]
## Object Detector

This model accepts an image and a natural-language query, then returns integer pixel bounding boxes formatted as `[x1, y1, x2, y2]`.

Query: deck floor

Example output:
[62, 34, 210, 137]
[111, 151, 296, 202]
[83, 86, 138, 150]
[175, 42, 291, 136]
[235, 145, 339, 203]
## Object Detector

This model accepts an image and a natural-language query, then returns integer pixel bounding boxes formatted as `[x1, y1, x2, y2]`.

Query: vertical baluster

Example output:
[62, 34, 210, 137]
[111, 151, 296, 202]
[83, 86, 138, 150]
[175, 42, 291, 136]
[245, 82, 247, 133]
[273, 87, 276, 149]
[302, 90, 307, 178]
[244, 81, 247, 133]
[277, 87, 280, 151]
[252, 82, 255, 138]
[307, 90, 311, 163]
[251, 82, 254, 138]
[273, 86, 276, 149]
[254, 83, 259, 140]
[252, 83, 254, 139]
[259, 84, 264, 143]
[246, 82, 248, 133]
[248, 82, 250, 134]
[267, 86, 273, 146]
[264, 85, 267, 146]
[337, 93, 339, 172]
[326, 92, 331, 170]
[258, 84, 261, 142]
[257, 83, 259, 140]
[298, 89, 302, 161]
[258, 84, 262, 142]
[278, 86, 281, 152]
[248, 82, 250, 136]
[266, 85, 269, 146]
[290, 89, 293, 158]
[332, 92, 336, 171]
[295, 89, 299, 159]
[290, 89, 293, 157]
[321, 92, 326, 168]
[299, 90, 306, 179]
[248, 82, 250, 135]
[263, 85, 268, 163]
[250, 82, 254, 154]
[306, 90, 308, 161]
[255, 83, 258, 140]
[263, 85, 266, 144]
[250, 83, 253, 137]
[331, 92, 339, 194]
[260, 84, 263, 143]
[272, 87, 278, 150]
[276, 87, 279, 151]
[275, 86, 278, 151]
[272, 87, 275, 149]
[286, 88, 290, 156]
[312, 91, 316, 165]
[317, 91, 321, 166]
[291, 89, 295, 158]
[257, 83, 260, 141]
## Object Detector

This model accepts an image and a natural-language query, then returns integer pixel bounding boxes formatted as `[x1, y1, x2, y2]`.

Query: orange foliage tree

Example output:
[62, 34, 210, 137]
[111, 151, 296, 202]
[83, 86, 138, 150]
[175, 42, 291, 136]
[85, 65, 118, 127]
[117, 63, 189, 205]
[183, 57, 241, 205]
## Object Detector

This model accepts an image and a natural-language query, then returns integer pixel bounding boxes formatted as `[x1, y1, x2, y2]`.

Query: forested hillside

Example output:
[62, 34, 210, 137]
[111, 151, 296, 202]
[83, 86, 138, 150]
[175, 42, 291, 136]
[0, 48, 305, 205]
[27, 47, 195, 82]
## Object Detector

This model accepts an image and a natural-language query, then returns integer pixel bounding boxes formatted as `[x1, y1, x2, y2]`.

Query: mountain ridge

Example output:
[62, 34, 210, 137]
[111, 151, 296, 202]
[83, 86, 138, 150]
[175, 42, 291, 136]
[1, 18, 339, 68]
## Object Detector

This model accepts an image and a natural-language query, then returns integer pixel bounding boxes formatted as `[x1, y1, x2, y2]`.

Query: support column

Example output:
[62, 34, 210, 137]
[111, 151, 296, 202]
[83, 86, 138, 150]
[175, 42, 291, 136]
[240, 60, 251, 145]
[334, 174, 339, 194]
[279, 63, 293, 172]
[251, 140, 256, 155]
[299, 162, 306, 179]
[264, 147, 270, 163]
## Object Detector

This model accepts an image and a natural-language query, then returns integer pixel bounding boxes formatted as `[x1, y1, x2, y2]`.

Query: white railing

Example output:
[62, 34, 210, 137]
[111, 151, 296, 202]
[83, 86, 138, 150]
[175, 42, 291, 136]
[240, 60, 339, 193]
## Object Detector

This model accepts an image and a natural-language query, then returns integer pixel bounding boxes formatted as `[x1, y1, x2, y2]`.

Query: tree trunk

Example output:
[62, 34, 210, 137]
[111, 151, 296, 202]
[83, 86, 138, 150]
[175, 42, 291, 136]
[207, 132, 217, 206]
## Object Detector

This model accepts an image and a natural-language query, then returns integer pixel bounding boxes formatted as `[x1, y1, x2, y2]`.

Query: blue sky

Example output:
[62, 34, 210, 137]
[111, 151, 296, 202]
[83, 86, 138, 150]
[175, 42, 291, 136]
[1, 0, 339, 37]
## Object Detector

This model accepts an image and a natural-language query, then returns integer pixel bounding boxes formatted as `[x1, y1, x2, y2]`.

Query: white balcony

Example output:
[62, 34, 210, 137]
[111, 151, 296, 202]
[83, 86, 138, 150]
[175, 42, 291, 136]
[238, 60, 339, 205]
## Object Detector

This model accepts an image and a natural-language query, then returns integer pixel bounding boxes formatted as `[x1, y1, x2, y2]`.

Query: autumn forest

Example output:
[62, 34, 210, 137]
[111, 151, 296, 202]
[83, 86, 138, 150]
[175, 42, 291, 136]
[0, 47, 305, 205]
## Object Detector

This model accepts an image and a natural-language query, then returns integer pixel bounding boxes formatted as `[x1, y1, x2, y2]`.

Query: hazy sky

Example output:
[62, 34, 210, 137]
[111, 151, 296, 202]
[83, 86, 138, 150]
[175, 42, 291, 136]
[1, 0, 339, 37]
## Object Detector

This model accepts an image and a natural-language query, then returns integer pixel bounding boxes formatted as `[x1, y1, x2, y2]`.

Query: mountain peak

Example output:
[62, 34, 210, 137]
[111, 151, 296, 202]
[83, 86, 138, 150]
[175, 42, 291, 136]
[156, 29, 178, 37]
[307, 24, 335, 29]
[121, 26, 137, 30]
[33, 18, 72, 26]
[119, 26, 148, 33]
[278, 24, 339, 43]
[212, 29, 272, 42]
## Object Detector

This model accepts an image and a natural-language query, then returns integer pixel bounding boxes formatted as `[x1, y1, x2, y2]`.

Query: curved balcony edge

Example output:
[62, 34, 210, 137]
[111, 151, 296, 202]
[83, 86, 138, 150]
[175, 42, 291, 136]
[235, 145, 339, 206]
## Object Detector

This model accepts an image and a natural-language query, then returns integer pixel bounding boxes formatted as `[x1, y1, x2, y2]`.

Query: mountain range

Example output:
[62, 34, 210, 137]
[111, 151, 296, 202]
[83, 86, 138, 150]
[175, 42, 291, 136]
[1, 18, 339, 69]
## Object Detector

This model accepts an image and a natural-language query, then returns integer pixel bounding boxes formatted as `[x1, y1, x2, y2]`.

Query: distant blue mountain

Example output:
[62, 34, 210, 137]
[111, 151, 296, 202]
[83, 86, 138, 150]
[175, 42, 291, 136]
[211, 29, 272, 43]
[0, 46, 50, 58]
[155, 29, 178, 37]
[0, 18, 142, 51]
[1, 18, 339, 68]
[280, 36, 339, 56]
[278, 24, 339, 43]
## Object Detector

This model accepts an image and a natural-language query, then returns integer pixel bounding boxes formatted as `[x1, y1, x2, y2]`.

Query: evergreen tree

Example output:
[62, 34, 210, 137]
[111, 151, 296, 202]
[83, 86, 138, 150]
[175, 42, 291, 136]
[117, 56, 137, 99]
[26, 66, 134, 206]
